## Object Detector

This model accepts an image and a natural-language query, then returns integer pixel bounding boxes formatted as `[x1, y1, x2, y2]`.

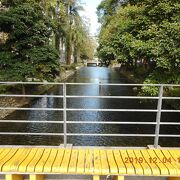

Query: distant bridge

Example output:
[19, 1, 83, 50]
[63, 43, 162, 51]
[85, 60, 100, 66]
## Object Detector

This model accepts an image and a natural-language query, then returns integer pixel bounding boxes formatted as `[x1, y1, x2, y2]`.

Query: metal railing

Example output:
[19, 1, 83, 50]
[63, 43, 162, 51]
[0, 82, 179, 148]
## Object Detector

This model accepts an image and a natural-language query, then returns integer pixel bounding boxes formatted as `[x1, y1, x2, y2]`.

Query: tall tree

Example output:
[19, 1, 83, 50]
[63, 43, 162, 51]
[65, 0, 83, 64]
[0, 1, 59, 81]
[97, 0, 180, 88]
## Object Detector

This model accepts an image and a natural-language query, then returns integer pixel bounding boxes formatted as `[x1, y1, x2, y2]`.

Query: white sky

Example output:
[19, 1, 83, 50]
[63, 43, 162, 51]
[80, 0, 102, 36]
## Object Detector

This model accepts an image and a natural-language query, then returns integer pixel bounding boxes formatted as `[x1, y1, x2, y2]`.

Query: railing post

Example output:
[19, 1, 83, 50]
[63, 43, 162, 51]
[154, 85, 163, 148]
[63, 83, 67, 147]
[99, 81, 102, 96]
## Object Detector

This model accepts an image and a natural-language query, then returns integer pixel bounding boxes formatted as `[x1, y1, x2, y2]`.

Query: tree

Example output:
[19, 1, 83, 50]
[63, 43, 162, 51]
[65, 0, 83, 64]
[64, 0, 96, 64]
[97, 0, 120, 25]
[97, 0, 180, 88]
[80, 36, 97, 60]
[0, 1, 59, 81]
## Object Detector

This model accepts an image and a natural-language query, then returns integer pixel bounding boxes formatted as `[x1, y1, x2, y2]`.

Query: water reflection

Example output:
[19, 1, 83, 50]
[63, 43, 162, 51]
[1, 67, 179, 147]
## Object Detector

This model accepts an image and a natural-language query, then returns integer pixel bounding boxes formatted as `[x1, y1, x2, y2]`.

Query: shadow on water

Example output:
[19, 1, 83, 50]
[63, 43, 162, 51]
[1, 67, 179, 147]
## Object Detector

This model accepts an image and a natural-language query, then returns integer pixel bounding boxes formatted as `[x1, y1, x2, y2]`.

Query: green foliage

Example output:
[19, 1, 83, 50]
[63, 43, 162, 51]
[61, 63, 77, 71]
[1, 0, 34, 7]
[0, 1, 59, 81]
[97, 0, 180, 90]
[80, 37, 97, 60]
[65, 0, 96, 63]
[0, 85, 9, 93]
[97, 0, 120, 24]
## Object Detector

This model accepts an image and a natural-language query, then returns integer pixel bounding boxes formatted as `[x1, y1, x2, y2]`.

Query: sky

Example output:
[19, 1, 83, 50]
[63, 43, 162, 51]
[80, 0, 102, 36]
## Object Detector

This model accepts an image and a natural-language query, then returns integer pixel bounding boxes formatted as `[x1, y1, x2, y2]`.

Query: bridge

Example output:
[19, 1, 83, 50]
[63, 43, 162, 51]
[0, 82, 179, 180]
[85, 60, 100, 66]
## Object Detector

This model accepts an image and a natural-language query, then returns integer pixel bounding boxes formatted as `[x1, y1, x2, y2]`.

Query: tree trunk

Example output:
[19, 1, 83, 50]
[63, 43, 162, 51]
[55, 33, 60, 53]
[74, 44, 78, 63]
[134, 59, 137, 68]
[65, 31, 72, 65]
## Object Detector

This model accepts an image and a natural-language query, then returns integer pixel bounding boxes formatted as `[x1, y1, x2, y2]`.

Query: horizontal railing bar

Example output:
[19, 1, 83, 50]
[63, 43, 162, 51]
[67, 121, 180, 125]
[0, 120, 155, 125]
[0, 120, 179, 125]
[0, 108, 179, 112]
[0, 107, 63, 111]
[0, 95, 179, 100]
[160, 85, 180, 87]
[0, 132, 179, 138]
[67, 109, 158, 112]
[0, 108, 158, 112]
[159, 135, 180, 137]
[66, 83, 180, 87]
[0, 82, 179, 87]
[67, 133, 155, 137]
[0, 132, 154, 137]
[0, 132, 64, 136]
[66, 95, 159, 99]
[160, 122, 180, 125]
[1, 95, 179, 100]
[0, 94, 63, 98]
[0, 120, 64, 123]
[161, 110, 180, 112]
[0, 82, 64, 85]
[162, 97, 180, 100]
[67, 121, 157, 125]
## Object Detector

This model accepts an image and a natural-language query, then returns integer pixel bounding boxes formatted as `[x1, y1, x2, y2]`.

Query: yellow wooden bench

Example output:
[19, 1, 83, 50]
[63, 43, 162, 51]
[0, 147, 179, 180]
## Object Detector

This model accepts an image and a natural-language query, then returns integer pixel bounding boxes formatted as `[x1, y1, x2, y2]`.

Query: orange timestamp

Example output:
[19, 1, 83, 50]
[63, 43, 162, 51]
[124, 157, 180, 164]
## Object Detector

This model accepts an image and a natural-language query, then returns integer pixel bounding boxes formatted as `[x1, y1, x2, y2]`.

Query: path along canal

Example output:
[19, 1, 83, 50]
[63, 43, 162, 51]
[1, 67, 179, 147]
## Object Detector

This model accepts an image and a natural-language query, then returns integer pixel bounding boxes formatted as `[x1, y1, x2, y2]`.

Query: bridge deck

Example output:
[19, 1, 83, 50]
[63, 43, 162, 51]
[0, 147, 179, 179]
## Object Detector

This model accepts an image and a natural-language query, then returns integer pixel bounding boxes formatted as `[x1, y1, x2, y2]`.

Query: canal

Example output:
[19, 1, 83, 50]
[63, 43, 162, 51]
[1, 67, 180, 147]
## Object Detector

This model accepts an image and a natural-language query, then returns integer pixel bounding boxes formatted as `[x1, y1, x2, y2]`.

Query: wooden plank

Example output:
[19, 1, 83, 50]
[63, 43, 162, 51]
[18, 148, 38, 172]
[6, 175, 23, 180]
[8, 149, 31, 172]
[94, 149, 101, 175]
[154, 150, 176, 175]
[35, 149, 52, 173]
[99, 150, 109, 175]
[106, 150, 118, 174]
[113, 176, 124, 180]
[27, 148, 45, 172]
[147, 150, 169, 175]
[84, 149, 93, 174]
[167, 150, 180, 176]
[169, 150, 180, 164]
[43, 149, 58, 173]
[3, 149, 26, 171]
[113, 150, 126, 174]
[0, 149, 12, 161]
[173, 150, 180, 157]
[126, 150, 143, 175]
[120, 150, 135, 175]
[93, 175, 100, 180]
[29, 175, 44, 180]
[59, 148, 72, 173]
[0, 148, 4, 155]
[76, 149, 85, 174]
[51, 149, 65, 173]
[133, 150, 152, 176]
[1, 147, 179, 178]
[140, 149, 160, 176]
[68, 149, 78, 174]
[0, 149, 18, 171]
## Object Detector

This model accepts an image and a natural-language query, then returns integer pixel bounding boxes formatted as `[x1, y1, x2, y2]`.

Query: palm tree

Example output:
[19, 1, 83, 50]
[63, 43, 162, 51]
[65, 0, 84, 64]
[38, 0, 94, 64]
[72, 16, 87, 63]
